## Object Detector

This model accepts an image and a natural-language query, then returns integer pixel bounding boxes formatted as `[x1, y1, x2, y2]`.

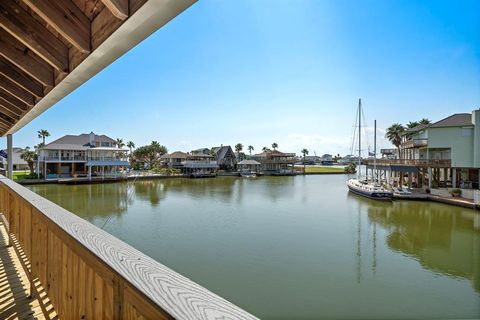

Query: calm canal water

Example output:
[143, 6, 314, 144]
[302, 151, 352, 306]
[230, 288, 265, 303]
[28, 175, 480, 319]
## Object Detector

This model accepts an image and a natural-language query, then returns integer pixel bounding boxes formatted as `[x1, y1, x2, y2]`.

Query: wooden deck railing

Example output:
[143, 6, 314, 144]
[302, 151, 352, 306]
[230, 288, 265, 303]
[365, 159, 451, 168]
[0, 175, 257, 320]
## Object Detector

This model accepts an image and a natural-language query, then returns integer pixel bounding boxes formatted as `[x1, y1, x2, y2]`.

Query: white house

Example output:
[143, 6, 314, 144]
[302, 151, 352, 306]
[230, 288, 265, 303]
[0, 147, 29, 171]
[38, 132, 129, 180]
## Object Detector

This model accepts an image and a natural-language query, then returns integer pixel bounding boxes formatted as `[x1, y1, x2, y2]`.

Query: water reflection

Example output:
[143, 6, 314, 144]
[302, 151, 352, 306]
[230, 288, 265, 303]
[353, 195, 480, 293]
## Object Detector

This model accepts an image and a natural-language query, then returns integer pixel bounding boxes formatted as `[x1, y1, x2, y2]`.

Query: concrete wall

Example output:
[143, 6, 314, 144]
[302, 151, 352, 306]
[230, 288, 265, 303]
[428, 127, 474, 168]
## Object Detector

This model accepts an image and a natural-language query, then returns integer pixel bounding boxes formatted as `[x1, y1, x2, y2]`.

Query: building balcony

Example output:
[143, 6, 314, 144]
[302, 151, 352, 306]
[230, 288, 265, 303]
[366, 158, 451, 168]
[401, 139, 428, 149]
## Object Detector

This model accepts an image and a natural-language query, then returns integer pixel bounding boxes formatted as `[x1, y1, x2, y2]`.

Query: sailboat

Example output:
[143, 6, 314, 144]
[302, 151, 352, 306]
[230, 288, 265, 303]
[347, 99, 392, 200]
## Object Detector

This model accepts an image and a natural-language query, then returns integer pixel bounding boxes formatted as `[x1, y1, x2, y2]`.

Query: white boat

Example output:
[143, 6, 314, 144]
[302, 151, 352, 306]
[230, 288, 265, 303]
[240, 171, 256, 178]
[347, 99, 392, 200]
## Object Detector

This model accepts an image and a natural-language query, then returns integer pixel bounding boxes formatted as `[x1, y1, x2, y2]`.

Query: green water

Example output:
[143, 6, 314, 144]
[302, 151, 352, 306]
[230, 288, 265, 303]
[27, 175, 480, 319]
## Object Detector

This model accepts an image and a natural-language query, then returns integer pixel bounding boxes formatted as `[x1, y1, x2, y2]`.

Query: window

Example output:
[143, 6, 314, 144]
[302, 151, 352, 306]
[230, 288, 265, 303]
[461, 127, 473, 137]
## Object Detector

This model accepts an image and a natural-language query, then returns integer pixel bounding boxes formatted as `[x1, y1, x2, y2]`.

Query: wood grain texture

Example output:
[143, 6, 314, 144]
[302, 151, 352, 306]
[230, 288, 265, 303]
[0, 175, 258, 319]
[0, 57, 44, 97]
[22, 0, 91, 53]
[0, 0, 69, 71]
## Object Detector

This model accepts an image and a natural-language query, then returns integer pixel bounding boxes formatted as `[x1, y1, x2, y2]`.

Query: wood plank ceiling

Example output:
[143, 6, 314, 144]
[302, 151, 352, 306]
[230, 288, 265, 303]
[0, 0, 147, 136]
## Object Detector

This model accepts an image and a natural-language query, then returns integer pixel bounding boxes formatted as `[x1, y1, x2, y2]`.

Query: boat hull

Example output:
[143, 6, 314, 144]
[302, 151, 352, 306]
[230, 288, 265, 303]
[347, 184, 392, 200]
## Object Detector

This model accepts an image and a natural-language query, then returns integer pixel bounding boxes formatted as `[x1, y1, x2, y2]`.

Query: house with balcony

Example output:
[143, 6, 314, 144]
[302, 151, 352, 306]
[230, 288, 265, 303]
[0, 147, 29, 171]
[368, 109, 480, 195]
[38, 132, 129, 180]
[160, 151, 189, 169]
[251, 150, 296, 175]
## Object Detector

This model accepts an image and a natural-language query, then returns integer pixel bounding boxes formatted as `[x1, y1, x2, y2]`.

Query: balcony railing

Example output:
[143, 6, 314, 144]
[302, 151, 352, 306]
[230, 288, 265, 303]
[366, 159, 451, 167]
[0, 175, 257, 319]
[401, 139, 428, 148]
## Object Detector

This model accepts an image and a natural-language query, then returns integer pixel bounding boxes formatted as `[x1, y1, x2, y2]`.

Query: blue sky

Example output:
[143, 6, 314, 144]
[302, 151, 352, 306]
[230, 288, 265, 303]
[2, 0, 479, 155]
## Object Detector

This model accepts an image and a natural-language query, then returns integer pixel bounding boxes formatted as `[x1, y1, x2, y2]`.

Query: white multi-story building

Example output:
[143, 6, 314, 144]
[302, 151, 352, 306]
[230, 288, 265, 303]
[38, 132, 129, 180]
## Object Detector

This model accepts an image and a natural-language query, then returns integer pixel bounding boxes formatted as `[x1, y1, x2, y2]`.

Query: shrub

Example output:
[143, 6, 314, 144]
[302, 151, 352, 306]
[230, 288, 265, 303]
[451, 188, 462, 196]
[344, 162, 357, 174]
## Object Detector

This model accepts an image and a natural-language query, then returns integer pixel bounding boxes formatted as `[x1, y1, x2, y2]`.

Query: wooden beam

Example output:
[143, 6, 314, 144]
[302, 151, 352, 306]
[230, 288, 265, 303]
[0, 1, 68, 72]
[0, 88, 28, 112]
[0, 115, 14, 127]
[22, 0, 91, 53]
[0, 57, 43, 97]
[0, 28, 53, 86]
[0, 74, 35, 106]
[0, 102, 21, 119]
[101, 0, 129, 20]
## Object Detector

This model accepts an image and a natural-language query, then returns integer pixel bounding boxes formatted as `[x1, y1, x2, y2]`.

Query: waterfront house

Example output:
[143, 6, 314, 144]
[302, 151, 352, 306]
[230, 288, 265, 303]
[237, 159, 262, 173]
[211, 145, 237, 171]
[38, 132, 129, 180]
[183, 153, 218, 175]
[367, 109, 480, 197]
[160, 151, 189, 169]
[251, 150, 296, 175]
[321, 154, 334, 165]
[0, 148, 29, 171]
[191, 148, 211, 156]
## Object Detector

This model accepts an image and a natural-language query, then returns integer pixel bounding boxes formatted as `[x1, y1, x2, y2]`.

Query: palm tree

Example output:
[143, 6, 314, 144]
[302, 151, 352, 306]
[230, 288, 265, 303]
[406, 121, 419, 129]
[301, 148, 309, 173]
[116, 138, 125, 148]
[126, 140, 134, 151]
[419, 118, 431, 125]
[235, 143, 243, 153]
[37, 129, 50, 145]
[248, 145, 254, 155]
[262, 146, 270, 152]
[271, 142, 278, 150]
[385, 123, 405, 158]
[21, 148, 37, 175]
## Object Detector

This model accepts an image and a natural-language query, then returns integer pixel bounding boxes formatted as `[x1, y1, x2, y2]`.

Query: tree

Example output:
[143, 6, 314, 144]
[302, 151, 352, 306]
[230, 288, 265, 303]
[126, 141, 135, 154]
[272, 142, 278, 150]
[345, 162, 356, 174]
[301, 148, 309, 173]
[21, 148, 37, 175]
[248, 145, 254, 155]
[116, 138, 125, 148]
[235, 143, 243, 153]
[131, 142, 168, 169]
[406, 121, 419, 129]
[262, 146, 270, 152]
[419, 118, 431, 125]
[385, 123, 405, 157]
[37, 129, 50, 145]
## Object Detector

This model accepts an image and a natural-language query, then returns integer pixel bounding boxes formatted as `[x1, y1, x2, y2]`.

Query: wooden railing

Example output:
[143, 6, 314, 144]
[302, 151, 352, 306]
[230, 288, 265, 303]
[366, 159, 451, 167]
[0, 175, 257, 320]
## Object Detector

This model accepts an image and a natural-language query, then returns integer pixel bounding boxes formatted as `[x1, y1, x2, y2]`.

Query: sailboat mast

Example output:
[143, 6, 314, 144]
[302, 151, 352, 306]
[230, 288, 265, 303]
[358, 98, 361, 179]
[374, 119, 377, 182]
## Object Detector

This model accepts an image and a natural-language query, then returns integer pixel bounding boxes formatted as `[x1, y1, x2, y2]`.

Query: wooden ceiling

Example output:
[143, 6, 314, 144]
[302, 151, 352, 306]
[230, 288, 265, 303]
[0, 0, 149, 136]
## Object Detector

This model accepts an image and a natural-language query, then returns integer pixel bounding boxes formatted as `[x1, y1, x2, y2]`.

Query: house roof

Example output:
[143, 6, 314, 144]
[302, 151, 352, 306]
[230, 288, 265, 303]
[161, 151, 188, 159]
[44, 133, 116, 150]
[254, 150, 291, 157]
[212, 146, 233, 160]
[430, 113, 472, 128]
[237, 159, 261, 165]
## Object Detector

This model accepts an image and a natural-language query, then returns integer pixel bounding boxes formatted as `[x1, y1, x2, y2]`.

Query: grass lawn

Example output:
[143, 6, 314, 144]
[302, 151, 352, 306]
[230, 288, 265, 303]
[295, 166, 346, 173]
[13, 171, 30, 180]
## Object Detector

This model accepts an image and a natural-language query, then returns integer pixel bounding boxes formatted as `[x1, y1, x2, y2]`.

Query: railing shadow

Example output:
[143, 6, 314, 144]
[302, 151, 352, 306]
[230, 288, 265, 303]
[0, 221, 57, 319]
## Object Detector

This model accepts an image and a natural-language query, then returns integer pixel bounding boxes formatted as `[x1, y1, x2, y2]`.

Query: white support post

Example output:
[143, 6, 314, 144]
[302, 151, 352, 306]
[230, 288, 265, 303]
[428, 167, 432, 189]
[452, 168, 457, 188]
[7, 134, 13, 179]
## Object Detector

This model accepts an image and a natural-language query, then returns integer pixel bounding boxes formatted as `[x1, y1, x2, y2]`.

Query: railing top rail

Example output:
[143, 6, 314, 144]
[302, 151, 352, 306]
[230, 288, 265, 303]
[0, 175, 257, 320]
